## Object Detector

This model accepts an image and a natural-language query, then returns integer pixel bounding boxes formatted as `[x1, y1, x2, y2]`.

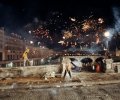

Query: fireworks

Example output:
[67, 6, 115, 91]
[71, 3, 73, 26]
[63, 31, 72, 39]
[82, 22, 91, 31]
[32, 27, 51, 40]
[70, 17, 76, 22]
[58, 41, 65, 45]
[82, 17, 104, 32]
[23, 12, 106, 52]
[98, 18, 104, 24]
[95, 34, 100, 44]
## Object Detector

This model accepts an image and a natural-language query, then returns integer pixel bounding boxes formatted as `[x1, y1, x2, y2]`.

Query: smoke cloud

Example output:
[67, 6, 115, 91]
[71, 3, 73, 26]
[113, 7, 120, 33]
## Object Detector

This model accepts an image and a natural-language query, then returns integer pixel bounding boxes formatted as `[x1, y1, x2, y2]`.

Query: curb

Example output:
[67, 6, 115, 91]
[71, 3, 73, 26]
[0, 80, 120, 90]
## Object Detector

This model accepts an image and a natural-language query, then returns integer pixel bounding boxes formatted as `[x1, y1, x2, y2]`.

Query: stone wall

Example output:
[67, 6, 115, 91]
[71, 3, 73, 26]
[0, 64, 61, 79]
[112, 62, 120, 73]
[105, 59, 114, 73]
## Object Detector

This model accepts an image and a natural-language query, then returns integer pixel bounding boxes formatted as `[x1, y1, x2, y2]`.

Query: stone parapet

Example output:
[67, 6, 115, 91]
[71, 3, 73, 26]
[0, 65, 61, 79]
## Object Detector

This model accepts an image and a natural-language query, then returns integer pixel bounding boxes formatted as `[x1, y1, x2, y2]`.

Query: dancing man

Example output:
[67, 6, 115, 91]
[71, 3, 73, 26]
[22, 48, 30, 66]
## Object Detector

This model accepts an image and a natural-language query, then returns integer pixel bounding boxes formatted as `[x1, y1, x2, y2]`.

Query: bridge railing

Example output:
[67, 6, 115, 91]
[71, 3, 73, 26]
[0, 58, 60, 68]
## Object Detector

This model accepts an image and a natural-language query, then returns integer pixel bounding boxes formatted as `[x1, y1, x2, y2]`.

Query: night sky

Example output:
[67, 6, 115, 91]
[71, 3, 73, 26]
[0, 0, 119, 29]
[0, 0, 120, 51]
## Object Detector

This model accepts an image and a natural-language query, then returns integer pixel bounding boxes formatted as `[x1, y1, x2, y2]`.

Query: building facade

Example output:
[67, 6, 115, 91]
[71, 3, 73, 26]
[0, 28, 4, 61]
[4, 35, 25, 60]
[116, 48, 120, 56]
[0, 28, 56, 61]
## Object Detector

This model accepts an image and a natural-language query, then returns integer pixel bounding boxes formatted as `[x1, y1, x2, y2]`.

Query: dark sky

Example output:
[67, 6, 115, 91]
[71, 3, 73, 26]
[0, 0, 120, 32]
[0, 0, 120, 51]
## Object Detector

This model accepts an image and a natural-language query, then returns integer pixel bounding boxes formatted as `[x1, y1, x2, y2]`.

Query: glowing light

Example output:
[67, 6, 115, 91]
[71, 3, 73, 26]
[63, 36, 65, 39]
[86, 34, 89, 36]
[38, 42, 40, 45]
[98, 18, 104, 24]
[30, 41, 33, 44]
[104, 31, 110, 37]
[70, 17, 76, 21]
[28, 31, 32, 34]
[58, 41, 65, 45]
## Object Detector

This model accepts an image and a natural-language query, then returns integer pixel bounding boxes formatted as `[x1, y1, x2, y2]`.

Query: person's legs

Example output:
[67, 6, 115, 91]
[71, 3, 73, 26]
[24, 59, 26, 66]
[68, 70, 72, 78]
[27, 59, 30, 66]
[63, 70, 67, 78]
[24, 59, 27, 66]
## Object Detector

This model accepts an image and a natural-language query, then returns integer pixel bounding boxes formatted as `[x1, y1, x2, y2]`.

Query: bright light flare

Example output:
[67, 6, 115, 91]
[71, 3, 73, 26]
[58, 41, 65, 45]
[30, 41, 33, 44]
[104, 31, 110, 37]
[28, 31, 32, 34]
[70, 17, 76, 22]
[98, 18, 104, 24]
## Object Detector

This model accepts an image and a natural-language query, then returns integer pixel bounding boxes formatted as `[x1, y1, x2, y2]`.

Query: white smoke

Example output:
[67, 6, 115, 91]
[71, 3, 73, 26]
[113, 7, 120, 32]
[103, 28, 115, 49]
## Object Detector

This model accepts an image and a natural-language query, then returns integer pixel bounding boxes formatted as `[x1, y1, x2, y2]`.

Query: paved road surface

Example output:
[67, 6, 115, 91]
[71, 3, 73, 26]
[0, 83, 120, 100]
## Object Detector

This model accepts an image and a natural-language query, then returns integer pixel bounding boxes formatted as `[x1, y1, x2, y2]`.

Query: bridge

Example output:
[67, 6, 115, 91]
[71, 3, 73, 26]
[0, 55, 118, 81]
[62, 55, 105, 63]
[0, 54, 105, 68]
[62, 55, 106, 70]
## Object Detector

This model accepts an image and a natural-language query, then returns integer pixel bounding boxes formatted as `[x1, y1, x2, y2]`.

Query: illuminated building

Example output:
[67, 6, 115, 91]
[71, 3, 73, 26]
[4, 37, 56, 60]
[0, 28, 56, 61]
[116, 48, 120, 56]
[0, 28, 5, 61]
[4, 35, 25, 60]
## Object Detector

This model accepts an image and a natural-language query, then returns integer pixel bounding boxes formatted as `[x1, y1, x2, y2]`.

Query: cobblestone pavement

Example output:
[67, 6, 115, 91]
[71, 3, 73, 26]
[0, 83, 120, 100]
[1, 72, 120, 86]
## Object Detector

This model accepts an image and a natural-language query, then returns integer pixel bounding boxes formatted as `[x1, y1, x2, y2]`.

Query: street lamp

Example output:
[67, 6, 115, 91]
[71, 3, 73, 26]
[104, 31, 110, 50]
[104, 31, 111, 58]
